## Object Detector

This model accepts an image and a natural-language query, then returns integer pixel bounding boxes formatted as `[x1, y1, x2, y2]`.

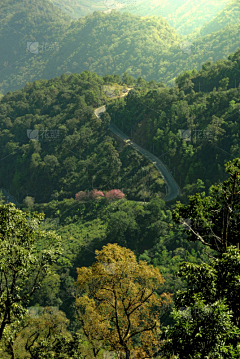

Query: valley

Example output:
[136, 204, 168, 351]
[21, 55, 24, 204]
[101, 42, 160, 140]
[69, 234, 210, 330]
[0, 0, 240, 358]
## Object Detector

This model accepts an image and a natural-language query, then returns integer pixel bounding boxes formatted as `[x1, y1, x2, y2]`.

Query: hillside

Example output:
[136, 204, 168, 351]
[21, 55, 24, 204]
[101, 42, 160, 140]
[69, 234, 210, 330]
[1, 4, 240, 352]
[200, 0, 240, 37]
[48, 0, 230, 35]
[0, 0, 71, 95]
[107, 48, 240, 204]
[2, 5, 240, 96]
[0, 59, 221, 335]
[0, 9, 180, 94]
[164, 0, 230, 35]
[0, 71, 165, 204]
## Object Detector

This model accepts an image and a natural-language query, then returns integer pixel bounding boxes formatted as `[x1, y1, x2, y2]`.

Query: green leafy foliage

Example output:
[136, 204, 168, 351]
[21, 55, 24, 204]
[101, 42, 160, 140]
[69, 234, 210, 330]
[45, 0, 230, 36]
[108, 50, 240, 206]
[0, 71, 164, 203]
[161, 247, 240, 358]
[1, 1, 240, 94]
[0, 203, 62, 340]
[172, 158, 240, 253]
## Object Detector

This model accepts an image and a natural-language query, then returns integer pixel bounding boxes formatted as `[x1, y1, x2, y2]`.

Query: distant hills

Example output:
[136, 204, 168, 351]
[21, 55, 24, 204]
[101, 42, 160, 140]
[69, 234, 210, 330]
[49, 0, 230, 35]
[200, 0, 240, 36]
[0, 0, 71, 94]
[164, 0, 230, 35]
[0, 0, 240, 95]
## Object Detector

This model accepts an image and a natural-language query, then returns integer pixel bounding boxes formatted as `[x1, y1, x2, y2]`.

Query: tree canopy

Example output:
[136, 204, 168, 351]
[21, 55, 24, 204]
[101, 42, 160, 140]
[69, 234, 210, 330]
[74, 243, 173, 358]
[0, 203, 62, 340]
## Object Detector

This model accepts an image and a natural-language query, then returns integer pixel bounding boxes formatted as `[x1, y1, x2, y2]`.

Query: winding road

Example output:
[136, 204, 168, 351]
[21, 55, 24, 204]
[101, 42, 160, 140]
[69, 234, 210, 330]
[94, 105, 181, 202]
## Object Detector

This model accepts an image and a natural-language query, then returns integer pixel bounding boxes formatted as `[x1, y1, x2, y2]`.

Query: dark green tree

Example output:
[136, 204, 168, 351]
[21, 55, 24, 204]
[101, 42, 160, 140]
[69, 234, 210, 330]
[0, 203, 62, 340]
[122, 72, 134, 86]
[28, 331, 88, 359]
[172, 158, 240, 254]
[161, 246, 240, 358]
[100, 111, 111, 129]
[160, 158, 240, 357]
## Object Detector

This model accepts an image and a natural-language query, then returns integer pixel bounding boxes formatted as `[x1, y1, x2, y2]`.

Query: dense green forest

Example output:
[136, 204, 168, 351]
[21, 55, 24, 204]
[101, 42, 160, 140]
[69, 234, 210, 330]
[0, 71, 165, 203]
[1, 1, 240, 357]
[1, 157, 240, 357]
[199, 0, 240, 37]
[107, 48, 240, 205]
[48, 0, 230, 35]
[1, 0, 240, 95]
[1, 57, 240, 357]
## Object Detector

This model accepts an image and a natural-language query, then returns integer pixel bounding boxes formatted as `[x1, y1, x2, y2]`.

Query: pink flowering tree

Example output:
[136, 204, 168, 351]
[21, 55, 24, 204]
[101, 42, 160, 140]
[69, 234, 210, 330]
[90, 189, 105, 200]
[105, 189, 125, 201]
[75, 189, 105, 201]
[75, 191, 89, 201]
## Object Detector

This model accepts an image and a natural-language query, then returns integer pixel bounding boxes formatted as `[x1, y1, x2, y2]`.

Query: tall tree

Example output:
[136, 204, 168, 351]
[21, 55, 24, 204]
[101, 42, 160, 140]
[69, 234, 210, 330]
[0, 203, 62, 340]
[1, 306, 70, 358]
[161, 246, 240, 358]
[74, 243, 172, 359]
[172, 158, 240, 253]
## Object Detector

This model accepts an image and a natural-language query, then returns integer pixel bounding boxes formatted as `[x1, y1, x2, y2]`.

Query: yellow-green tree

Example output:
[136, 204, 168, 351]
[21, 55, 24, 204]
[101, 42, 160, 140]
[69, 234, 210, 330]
[1, 306, 71, 358]
[74, 243, 173, 359]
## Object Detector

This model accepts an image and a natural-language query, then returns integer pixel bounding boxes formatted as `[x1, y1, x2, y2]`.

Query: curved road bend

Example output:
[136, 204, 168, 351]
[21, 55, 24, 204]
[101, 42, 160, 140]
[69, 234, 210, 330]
[94, 105, 180, 202]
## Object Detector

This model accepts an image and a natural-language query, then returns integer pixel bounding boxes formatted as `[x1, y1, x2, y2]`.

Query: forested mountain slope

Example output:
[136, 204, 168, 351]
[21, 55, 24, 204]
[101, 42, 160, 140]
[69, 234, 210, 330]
[0, 0, 71, 94]
[0, 71, 165, 204]
[48, 0, 230, 35]
[0, 5, 179, 95]
[107, 48, 240, 204]
[200, 0, 240, 37]
[1, 2, 240, 352]
[163, 0, 230, 35]
[1, 2, 240, 95]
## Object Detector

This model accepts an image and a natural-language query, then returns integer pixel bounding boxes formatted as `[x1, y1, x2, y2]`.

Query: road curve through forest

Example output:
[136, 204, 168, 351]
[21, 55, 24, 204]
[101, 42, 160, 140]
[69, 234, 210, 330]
[94, 105, 181, 202]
